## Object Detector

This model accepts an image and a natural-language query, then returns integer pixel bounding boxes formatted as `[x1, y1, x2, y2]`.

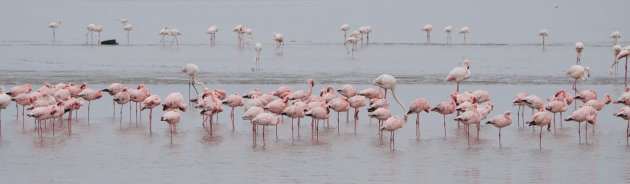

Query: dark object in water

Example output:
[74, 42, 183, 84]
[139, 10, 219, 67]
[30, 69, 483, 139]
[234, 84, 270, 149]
[101, 39, 118, 45]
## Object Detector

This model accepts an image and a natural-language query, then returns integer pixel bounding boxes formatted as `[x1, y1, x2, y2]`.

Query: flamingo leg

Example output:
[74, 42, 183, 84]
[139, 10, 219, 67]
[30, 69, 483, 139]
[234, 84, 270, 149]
[498, 128, 502, 148]
[539, 126, 543, 149]
[149, 109, 153, 133]
[443, 114, 447, 138]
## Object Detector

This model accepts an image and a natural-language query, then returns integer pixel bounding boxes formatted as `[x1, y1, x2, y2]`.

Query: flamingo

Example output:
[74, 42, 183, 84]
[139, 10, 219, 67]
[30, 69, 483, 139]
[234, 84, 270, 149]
[610, 45, 622, 76]
[575, 42, 585, 65]
[421, 24, 433, 44]
[48, 20, 61, 44]
[141, 95, 161, 132]
[347, 95, 366, 131]
[306, 105, 330, 140]
[328, 97, 350, 133]
[130, 84, 150, 124]
[613, 106, 630, 145]
[539, 29, 549, 49]
[233, 24, 246, 47]
[162, 92, 187, 112]
[289, 79, 315, 101]
[358, 87, 383, 100]
[113, 88, 131, 124]
[407, 98, 430, 138]
[611, 31, 622, 45]
[122, 23, 133, 45]
[459, 26, 470, 44]
[273, 86, 292, 99]
[242, 106, 264, 145]
[159, 27, 171, 47]
[85, 24, 96, 45]
[565, 106, 597, 144]
[243, 88, 263, 99]
[206, 25, 219, 46]
[273, 32, 284, 55]
[27, 105, 54, 140]
[512, 93, 529, 127]
[252, 113, 280, 146]
[381, 115, 403, 150]
[617, 48, 630, 87]
[337, 84, 357, 98]
[94, 25, 104, 44]
[486, 111, 512, 147]
[431, 94, 456, 137]
[64, 98, 83, 123]
[614, 87, 630, 106]
[364, 26, 372, 45]
[222, 93, 244, 130]
[182, 63, 203, 100]
[245, 28, 253, 44]
[281, 101, 305, 139]
[583, 94, 611, 111]
[455, 104, 481, 145]
[344, 36, 360, 57]
[169, 28, 181, 48]
[544, 98, 569, 132]
[574, 89, 597, 103]
[102, 83, 124, 117]
[444, 25, 453, 44]
[566, 65, 591, 93]
[445, 59, 471, 92]
[161, 110, 181, 144]
[0, 87, 11, 137]
[339, 24, 350, 41]
[118, 18, 128, 25]
[254, 43, 262, 71]
[527, 108, 551, 149]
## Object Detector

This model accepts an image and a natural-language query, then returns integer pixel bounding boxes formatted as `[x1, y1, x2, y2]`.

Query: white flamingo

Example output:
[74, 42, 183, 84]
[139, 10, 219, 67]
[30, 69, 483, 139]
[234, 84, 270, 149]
[206, 25, 218, 46]
[460, 26, 470, 44]
[48, 20, 61, 44]
[422, 24, 433, 44]
[444, 25, 453, 44]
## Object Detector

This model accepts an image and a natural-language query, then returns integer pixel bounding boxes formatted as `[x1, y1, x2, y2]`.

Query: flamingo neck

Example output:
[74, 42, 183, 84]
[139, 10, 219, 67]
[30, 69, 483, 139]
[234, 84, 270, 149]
[390, 88, 408, 121]
[307, 82, 313, 98]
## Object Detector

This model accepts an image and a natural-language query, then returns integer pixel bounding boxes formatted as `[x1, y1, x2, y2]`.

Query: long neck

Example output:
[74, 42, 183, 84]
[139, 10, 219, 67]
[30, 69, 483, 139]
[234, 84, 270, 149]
[390, 88, 407, 120]
[307, 82, 313, 98]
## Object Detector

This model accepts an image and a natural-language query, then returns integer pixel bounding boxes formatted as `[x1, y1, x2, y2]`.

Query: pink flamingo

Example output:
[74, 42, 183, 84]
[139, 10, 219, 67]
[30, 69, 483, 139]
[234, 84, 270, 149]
[264, 97, 289, 116]
[344, 36, 360, 57]
[459, 26, 470, 44]
[252, 112, 280, 146]
[565, 106, 597, 144]
[444, 26, 453, 44]
[381, 115, 403, 150]
[198, 94, 220, 136]
[431, 94, 457, 137]
[7, 84, 32, 121]
[141, 95, 161, 132]
[539, 29, 549, 49]
[242, 106, 264, 145]
[54, 88, 71, 102]
[339, 24, 350, 41]
[544, 98, 569, 132]
[281, 101, 305, 139]
[243, 88, 263, 99]
[27, 105, 55, 140]
[0, 87, 10, 137]
[617, 49, 630, 87]
[614, 87, 630, 105]
[289, 79, 315, 101]
[321, 86, 337, 103]
[206, 25, 218, 46]
[526, 108, 551, 149]
[520, 94, 544, 115]
[611, 31, 622, 45]
[407, 98, 431, 138]
[68, 83, 86, 98]
[486, 111, 512, 147]
[358, 87, 384, 99]
[369, 107, 392, 139]
[222, 93, 244, 130]
[610, 45, 622, 76]
[113, 88, 131, 125]
[78, 88, 102, 124]
[328, 97, 350, 133]
[337, 84, 357, 98]
[273, 86, 292, 99]
[273, 32, 284, 55]
[574, 89, 597, 103]
[182, 63, 200, 100]
[455, 104, 481, 145]
[348, 95, 366, 132]
[575, 42, 584, 64]
[305, 105, 330, 140]
[421, 24, 433, 44]
[13, 93, 32, 129]
[613, 106, 630, 145]
[372, 75, 407, 117]
[161, 110, 181, 144]
[583, 94, 611, 111]
[445, 59, 471, 92]
[162, 92, 187, 112]
[130, 84, 151, 124]
[102, 83, 124, 116]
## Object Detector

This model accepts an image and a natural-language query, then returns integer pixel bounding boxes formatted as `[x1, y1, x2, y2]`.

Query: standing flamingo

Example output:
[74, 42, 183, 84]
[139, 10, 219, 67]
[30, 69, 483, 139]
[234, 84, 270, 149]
[610, 45, 622, 76]
[544, 98, 569, 132]
[583, 94, 611, 112]
[253, 43, 262, 71]
[305, 105, 330, 140]
[130, 84, 150, 124]
[347, 95, 366, 132]
[7, 84, 32, 122]
[575, 42, 584, 64]
[611, 31, 622, 45]
[94, 25, 104, 44]
[539, 29, 549, 49]
[207, 25, 219, 46]
[565, 106, 597, 144]
[161, 110, 181, 144]
[252, 112, 280, 146]
[445, 59, 471, 92]
[344, 36, 360, 57]
[122, 23, 133, 45]
[289, 79, 315, 101]
[233, 24, 246, 47]
[273, 32, 284, 55]
[48, 20, 61, 44]
[337, 84, 357, 98]
[527, 108, 551, 149]
[486, 111, 512, 147]
[444, 25, 453, 44]
[459, 26, 470, 44]
[407, 98, 430, 138]
[455, 104, 481, 145]
[169, 28, 181, 48]
[340, 24, 350, 41]
[566, 65, 591, 93]
[78, 88, 103, 124]
[617, 48, 630, 87]
[162, 92, 187, 112]
[512, 93, 529, 127]
[328, 97, 350, 133]
[102, 83, 124, 117]
[281, 101, 305, 139]
[222, 93, 244, 130]
[431, 94, 456, 137]
[182, 63, 201, 100]
[113, 88, 131, 124]
[245, 28, 253, 45]
[242, 106, 264, 145]
[85, 24, 96, 45]
[613, 106, 630, 145]
[381, 115, 403, 150]
[372, 74, 405, 110]
[141, 95, 161, 132]
[159, 27, 171, 47]
[422, 24, 433, 44]
[0, 87, 11, 137]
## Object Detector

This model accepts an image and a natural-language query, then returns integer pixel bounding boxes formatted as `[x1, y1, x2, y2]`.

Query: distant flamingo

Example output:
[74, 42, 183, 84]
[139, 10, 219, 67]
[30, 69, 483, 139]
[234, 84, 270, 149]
[444, 25, 453, 44]
[252, 112, 280, 146]
[459, 26, 470, 44]
[575, 42, 584, 64]
[610, 45, 622, 76]
[222, 93, 244, 130]
[78, 88, 103, 124]
[182, 63, 201, 100]
[527, 108, 551, 149]
[445, 59, 471, 92]
[273, 32, 284, 55]
[233, 24, 246, 47]
[245, 28, 253, 44]
[344, 36, 360, 57]
[407, 98, 430, 138]
[48, 20, 61, 44]
[207, 25, 219, 46]
[0, 87, 11, 137]
[421, 24, 433, 44]
[169, 28, 181, 48]
[339, 24, 350, 41]
[565, 106, 597, 144]
[161, 110, 181, 144]
[431, 94, 456, 137]
[539, 29, 549, 49]
[141, 95, 161, 132]
[566, 65, 591, 93]
[611, 31, 622, 45]
[613, 106, 630, 145]
[289, 79, 315, 101]
[159, 27, 171, 47]
[85, 24, 96, 45]
[122, 23, 133, 45]
[486, 111, 512, 147]
[94, 25, 104, 44]
[364, 26, 372, 45]
[254, 43, 262, 71]
[381, 115, 403, 150]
